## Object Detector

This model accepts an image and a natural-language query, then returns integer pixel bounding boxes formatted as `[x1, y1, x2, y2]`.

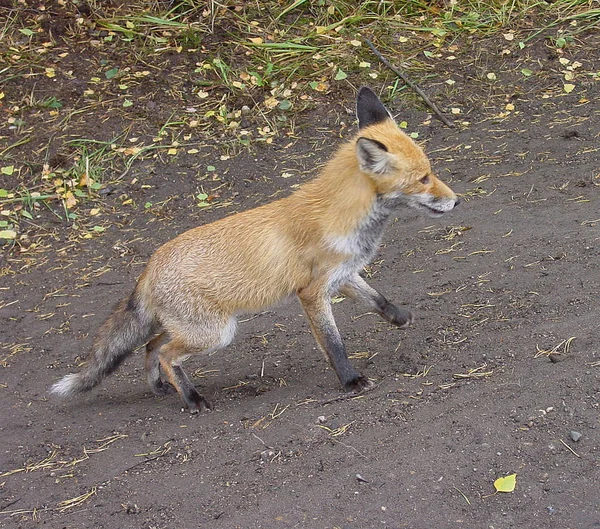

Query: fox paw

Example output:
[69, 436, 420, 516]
[343, 375, 374, 394]
[185, 390, 213, 414]
[383, 305, 414, 328]
[150, 380, 177, 396]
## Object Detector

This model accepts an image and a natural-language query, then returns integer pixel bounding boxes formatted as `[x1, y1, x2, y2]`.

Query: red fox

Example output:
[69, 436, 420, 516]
[51, 87, 459, 412]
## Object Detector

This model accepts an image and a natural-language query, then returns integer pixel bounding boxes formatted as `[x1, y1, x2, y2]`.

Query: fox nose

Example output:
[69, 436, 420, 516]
[454, 197, 461, 207]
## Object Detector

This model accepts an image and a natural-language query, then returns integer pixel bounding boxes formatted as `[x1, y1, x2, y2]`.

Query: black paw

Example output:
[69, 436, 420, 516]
[382, 304, 414, 328]
[186, 391, 212, 414]
[343, 375, 374, 394]
[150, 380, 177, 396]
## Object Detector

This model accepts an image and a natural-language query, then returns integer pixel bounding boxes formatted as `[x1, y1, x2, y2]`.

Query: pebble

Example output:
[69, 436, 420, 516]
[569, 430, 582, 442]
[260, 449, 277, 462]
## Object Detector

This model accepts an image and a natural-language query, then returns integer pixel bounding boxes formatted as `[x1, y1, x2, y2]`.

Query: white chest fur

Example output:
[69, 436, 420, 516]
[325, 199, 391, 294]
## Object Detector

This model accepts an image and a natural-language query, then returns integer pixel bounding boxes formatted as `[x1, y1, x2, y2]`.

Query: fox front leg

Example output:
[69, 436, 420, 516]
[340, 273, 414, 328]
[298, 288, 372, 393]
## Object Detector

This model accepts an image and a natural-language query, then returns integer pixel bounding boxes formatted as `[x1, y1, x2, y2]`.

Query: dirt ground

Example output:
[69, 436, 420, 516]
[1, 10, 600, 529]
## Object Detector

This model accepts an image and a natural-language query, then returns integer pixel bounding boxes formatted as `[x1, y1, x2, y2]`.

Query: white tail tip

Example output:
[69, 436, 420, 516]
[50, 374, 80, 397]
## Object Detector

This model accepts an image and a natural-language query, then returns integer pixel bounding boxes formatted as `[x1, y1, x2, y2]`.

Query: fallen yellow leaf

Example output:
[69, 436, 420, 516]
[64, 191, 77, 209]
[0, 229, 17, 240]
[263, 97, 279, 109]
[494, 473, 516, 493]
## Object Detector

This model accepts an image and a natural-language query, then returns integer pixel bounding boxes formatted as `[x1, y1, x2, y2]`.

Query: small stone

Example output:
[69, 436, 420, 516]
[260, 449, 277, 462]
[316, 415, 327, 424]
[124, 503, 140, 514]
[569, 430, 582, 442]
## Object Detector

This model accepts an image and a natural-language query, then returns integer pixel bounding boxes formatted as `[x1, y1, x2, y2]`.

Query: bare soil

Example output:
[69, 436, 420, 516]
[1, 12, 599, 529]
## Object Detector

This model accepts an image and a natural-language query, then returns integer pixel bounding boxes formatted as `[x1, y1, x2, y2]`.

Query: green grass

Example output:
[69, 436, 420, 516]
[0, 0, 598, 241]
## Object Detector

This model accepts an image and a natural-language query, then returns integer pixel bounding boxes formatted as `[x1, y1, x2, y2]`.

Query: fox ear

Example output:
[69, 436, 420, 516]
[357, 87, 392, 130]
[356, 137, 392, 174]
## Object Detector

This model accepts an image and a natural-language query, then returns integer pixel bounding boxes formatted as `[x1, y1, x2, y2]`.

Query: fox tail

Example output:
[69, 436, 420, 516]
[50, 292, 154, 396]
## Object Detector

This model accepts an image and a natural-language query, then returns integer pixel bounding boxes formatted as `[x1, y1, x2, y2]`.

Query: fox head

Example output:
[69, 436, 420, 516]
[355, 87, 459, 217]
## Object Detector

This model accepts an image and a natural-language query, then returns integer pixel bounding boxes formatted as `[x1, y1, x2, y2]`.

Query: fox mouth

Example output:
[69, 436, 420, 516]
[402, 195, 456, 217]
[420, 203, 446, 217]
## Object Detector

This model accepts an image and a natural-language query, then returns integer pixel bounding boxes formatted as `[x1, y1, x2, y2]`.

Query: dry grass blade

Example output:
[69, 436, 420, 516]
[402, 365, 433, 379]
[135, 441, 172, 458]
[0, 508, 45, 519]
[84, 433, 128, 455]
[222, 381, 250, 391]
[56, 487, 97, 512]
[436, 242, 463, 255]
[1, 431, 130, 477]
[270, 403, 290, 420]
[454, 486, 472, 505]
[441, 226, 472, 240]
[0, 343, 32, 367]
[453, 364, 493, 379]
[319, 422, 355, 437]
[192, 368, 220, 378]
[0, 450, 59, 477]
[534, 337, 575, 359]
[559, 439, 581, 458]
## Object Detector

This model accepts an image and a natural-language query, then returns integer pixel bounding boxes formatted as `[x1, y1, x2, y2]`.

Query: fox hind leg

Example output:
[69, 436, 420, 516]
[145, 333, 176, 396]
[156, 318, 236, 413]
[155, 338, 210, 412]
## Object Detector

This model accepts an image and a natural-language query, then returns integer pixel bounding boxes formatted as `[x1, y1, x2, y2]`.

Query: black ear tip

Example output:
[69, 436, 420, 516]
[357, 86, 377, 100]
[356, 87, 391, 130]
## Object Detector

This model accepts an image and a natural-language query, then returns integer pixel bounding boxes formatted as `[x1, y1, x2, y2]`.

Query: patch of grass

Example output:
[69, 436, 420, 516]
[1, 0, 597, 242]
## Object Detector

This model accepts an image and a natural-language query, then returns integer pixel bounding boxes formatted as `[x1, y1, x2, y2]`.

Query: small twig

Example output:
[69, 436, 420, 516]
[454, 486, 471, 505]
[332, 439, 367, 459]
[559, 439, 581, 458]
[251, 432, 271, 448]
[0, 194, 60, 205]
[364, 38, 454, 128]
[119, 453, 165, 474]
[0, 498, 22, 512]
[319, 380, 381, 406]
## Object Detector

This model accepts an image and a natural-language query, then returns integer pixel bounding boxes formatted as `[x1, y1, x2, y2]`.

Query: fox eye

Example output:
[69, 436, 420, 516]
[420, 175, 430, 185]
